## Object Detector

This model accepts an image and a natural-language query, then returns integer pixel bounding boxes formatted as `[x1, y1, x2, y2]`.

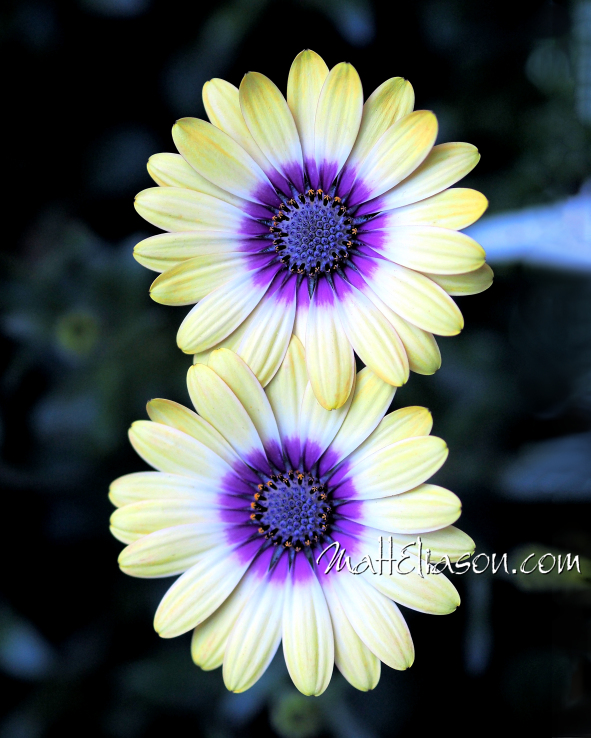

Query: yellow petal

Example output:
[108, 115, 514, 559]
[343, 436, 448, 499]
[355, 484, 462, 533]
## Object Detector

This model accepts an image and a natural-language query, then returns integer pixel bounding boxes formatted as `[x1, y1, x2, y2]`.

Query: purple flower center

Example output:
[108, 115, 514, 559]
[271, 190, 356, 277]
[250, 470, 332, 551]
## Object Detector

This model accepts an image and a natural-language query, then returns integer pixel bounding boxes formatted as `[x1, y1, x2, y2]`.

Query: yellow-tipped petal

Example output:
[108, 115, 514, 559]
[177, 269, 273, 355]
[346, 406, 433, 469]
[134, 231, 250, 273]
[365, 258, 464, 336]
[146, 398, 240, 468]
[425, 263, 494, 296]
[320, 367, 395, 475]
[305, 283, 355, 410]
[147, 152, 248, 209]
[335, 278, 409, 386]
[372, 226, 486, 275]
[150, 253, 248, 306]
[223, 572, 284, 692]
[314, 62, 363, 189]
[134, 187, 246, 233]
[154, 546, 251, 638]
[109, 472, 207, 508]
[128, 420, 232, 481]
[207, 349, 282, 463]
[351, 110, 438, 204]
[191, 564, 263, 671]
[287, 50, 329, 169]
[172, 118, 277, 205]
[346, 77, 415, 173]
[373, 142, 481, 212]
[282, 561, 334, 696]
[240, 72, 304, 187]
[343, 436, 449, 499]
[329, 573, 414, 671]
[187, 363, 267, 469]
[321, 579, 380, 691]
[354, 484, 462, 534]
[117, 524, 219, 579]
[381, 188, 488, 230]
[203, 78, 281, 185]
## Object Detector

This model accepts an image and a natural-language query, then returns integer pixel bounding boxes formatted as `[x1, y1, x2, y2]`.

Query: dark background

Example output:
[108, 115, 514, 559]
[1, 0, 591, 736]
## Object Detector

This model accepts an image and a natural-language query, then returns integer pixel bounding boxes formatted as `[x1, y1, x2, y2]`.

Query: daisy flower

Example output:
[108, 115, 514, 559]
[109, 339, 474, 695]
[134, 49, 492, 410]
